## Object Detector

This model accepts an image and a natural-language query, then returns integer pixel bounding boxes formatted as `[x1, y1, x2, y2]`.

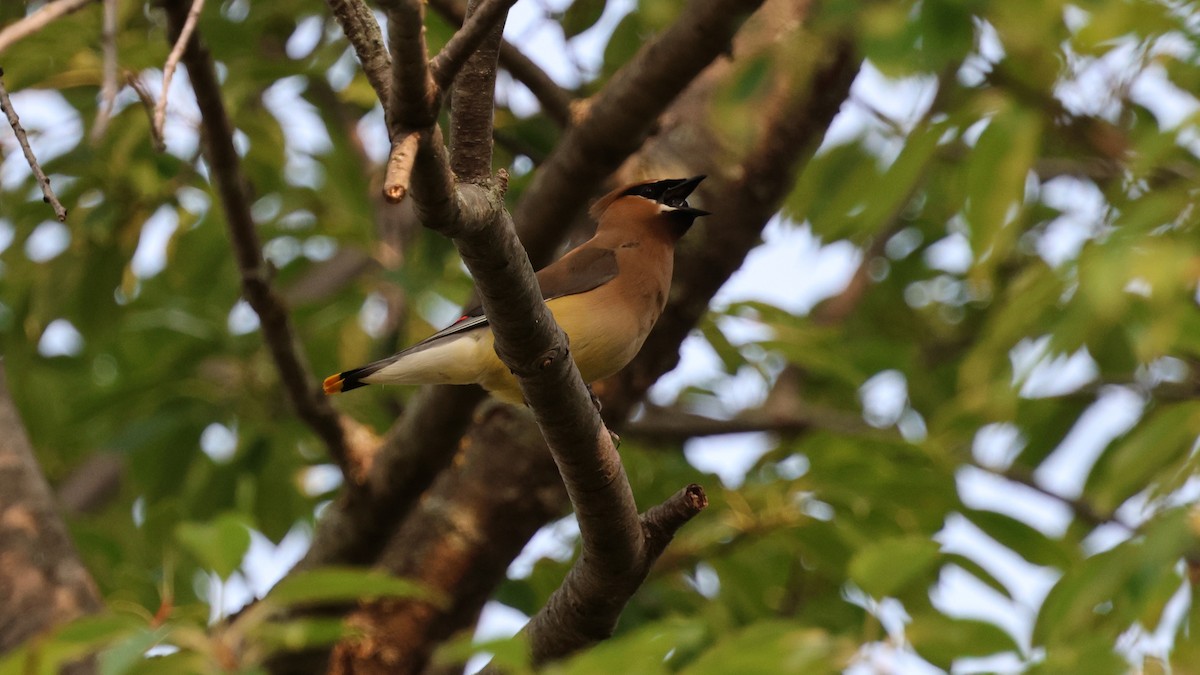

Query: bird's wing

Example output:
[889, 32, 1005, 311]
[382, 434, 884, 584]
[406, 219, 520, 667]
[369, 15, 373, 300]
[324, 246, 618, 394]
[536, 244, 620, 301]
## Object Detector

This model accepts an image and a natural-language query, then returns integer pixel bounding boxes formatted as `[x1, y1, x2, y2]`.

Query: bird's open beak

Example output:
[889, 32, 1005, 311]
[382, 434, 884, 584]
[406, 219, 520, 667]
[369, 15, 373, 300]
[662, 175, 709, 216]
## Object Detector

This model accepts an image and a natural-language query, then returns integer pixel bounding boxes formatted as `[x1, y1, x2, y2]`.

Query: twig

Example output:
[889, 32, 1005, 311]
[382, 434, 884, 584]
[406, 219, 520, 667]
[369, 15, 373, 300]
[155, 0, 205, 143]
[91, 0, 120, 142]
[526, 485, 707, 664]
[428, 0, 573, 127]
[323, 0, 392, 117]
[0, 0, 98, 55]
[0, 70, 67, 222]
[162, 0, 355, 478]
[125, 71, 166, 151]
[429, 0, 518, 92]
[384, 130, 420, 203]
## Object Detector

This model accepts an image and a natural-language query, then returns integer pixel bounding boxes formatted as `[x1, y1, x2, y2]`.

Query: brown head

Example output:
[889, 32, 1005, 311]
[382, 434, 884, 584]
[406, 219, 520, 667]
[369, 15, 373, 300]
[590, 176, 710, 241]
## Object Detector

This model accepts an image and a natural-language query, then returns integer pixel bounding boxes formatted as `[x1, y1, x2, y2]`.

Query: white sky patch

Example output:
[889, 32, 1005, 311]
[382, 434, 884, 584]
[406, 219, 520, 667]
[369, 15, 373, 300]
[24, 219, 70, 262]
[357, 291, 390, 338]
[1010, 336, 1098, 398]
[200, 422, 238, 463]
[464, 602, 532, 675]
[0, 219, 13, 254]
[860, 370, 908, 428]
[1037, 176, 1106, 267]
[227, 299, 261, 335]
[1034, 386, 1145, 498]
[210, 526, 311, 622]
[287, 16, 324, 60]
[357, 104, 389, 165]
[956, 466, 1073, 538]
[938, 511, 1062, 615]
[973, 423, 1023, 470]
[265, 76, 333, 159]
[302, 464, 343, 496]
[684, 432, 772, 488]
[0, 90, 81, 190]
[714, 217, 860, 314]
[38, 318, 84, 357]
[823, 62, 939, 156]
[929, 563, 1027, 654]
[131, 206, 180, 278]
[507, 514, 579, 579]
[924, 232, 973, 274]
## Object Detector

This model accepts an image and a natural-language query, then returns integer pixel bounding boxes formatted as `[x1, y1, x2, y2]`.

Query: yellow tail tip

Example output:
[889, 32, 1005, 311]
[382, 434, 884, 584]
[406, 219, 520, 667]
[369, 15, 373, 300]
[323, 374, 344, 395]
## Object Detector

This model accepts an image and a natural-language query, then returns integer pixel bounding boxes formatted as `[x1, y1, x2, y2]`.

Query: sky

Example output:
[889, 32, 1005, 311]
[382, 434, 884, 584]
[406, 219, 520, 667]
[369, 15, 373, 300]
[2, 1, 1200, 672]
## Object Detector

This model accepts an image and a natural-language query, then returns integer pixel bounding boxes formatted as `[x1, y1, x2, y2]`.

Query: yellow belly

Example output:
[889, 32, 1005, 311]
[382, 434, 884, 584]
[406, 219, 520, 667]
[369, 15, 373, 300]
[475, 292, 649, 404]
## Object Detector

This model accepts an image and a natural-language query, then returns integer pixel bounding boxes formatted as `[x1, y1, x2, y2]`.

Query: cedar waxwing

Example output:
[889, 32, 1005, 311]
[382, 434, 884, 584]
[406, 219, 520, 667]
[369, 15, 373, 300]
[322, 176, 709, 404]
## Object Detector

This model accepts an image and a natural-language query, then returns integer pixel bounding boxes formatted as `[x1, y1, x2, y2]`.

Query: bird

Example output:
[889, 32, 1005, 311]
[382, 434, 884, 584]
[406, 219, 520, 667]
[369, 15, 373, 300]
[322, 175, 709, 405]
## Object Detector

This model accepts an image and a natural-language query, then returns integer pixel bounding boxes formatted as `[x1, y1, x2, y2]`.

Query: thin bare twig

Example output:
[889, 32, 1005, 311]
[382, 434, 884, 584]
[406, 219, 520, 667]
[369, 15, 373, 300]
[162, 0, 355, 477]
[0, 0, 98, 55]
[384, 130, 420, 203]
[323, 0, 392, 114]
[125, 71, 165, 151]
[429, 0, 519, 92]
[91, 0, 120, 142]
[428, 0, 573, 127]
[155, 0, 205, 142]
[0, 70, 67, 221]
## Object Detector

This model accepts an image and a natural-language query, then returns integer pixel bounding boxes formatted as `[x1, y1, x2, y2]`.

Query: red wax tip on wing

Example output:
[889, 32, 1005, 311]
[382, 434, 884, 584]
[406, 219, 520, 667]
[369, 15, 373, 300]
[322, 374, 344, 395]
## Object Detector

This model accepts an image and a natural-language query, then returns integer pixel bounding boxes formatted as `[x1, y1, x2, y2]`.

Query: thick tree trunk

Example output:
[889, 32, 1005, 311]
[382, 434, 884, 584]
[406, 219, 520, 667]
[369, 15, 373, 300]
[0, 361, 102, 656]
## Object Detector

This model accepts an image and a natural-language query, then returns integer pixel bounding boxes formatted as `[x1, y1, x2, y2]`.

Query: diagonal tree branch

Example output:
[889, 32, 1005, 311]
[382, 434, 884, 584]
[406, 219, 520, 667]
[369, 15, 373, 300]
[430, 0, 519, 93]
[428, 0, 573, 127]
[322, 0, 392, 116]
[512, 0, 766, 269]
[163, 0, 355, 478]
[0, 0, 98, 55]
[0, 70, 68, 222]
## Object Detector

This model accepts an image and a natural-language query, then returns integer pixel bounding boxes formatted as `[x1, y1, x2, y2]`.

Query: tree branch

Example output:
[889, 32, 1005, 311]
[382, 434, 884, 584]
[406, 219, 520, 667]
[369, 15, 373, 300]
[512, 0, 766, 268]
[429, 0, 518, 93]
[155, 0, 205, 142]
[0, 70, 67, 222]
[90, 0, 119, 142]
[427, 0, 573, 127]
[0, 0, 98, 55]
[447, 0, 508, 179]
[163, 0, 355, 478]
[323, 0, 392, 116]
[0, 360, 103, 653]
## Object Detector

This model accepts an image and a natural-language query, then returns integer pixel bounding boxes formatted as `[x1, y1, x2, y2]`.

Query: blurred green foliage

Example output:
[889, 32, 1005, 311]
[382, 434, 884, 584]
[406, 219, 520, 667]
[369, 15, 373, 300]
[2, 0, 1200, 672]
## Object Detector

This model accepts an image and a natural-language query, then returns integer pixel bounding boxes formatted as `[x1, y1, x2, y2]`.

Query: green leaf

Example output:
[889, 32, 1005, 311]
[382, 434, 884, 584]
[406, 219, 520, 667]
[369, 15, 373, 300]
[963, 509, 1073, 569]
[100, 626, 172, 675]
[848, 535, 940, 598]
[560, 0, 606, 38]
[1088, 402, 1200, 512]
[682, 621, 845, 674]
[908, 614, 1019, 669]
[263, 567, 440, 608]
[174, 513, 252, 580]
